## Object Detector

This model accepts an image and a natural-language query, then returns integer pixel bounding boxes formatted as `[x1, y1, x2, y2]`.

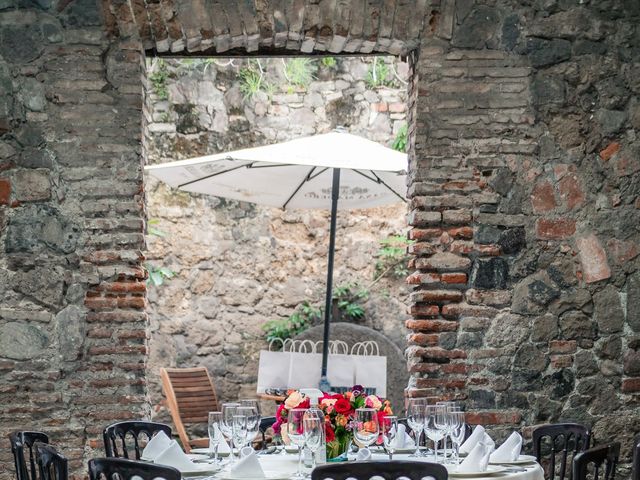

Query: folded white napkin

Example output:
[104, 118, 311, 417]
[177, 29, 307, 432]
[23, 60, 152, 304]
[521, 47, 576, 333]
[459, 426, 485, 455]
[390, 424, 415, 449]
[457, 441, 493, 473]
[154, 440, 198, 471]
[141, 431, 172, 461]
[483, 433, 495, 452]
[356, 447, 372, 461]
[489, 432, 522, 463]
[229, 449, 266, 479]
[210, 424, 231, 454]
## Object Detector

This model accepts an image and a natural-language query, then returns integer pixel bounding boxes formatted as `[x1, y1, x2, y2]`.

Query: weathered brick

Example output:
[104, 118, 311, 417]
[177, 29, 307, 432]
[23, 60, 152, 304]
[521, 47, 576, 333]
[530, 180, 557, 213]
[576, 234, 611, 283]
[0, 178, 10, 205]
[536, 218, 576, 240]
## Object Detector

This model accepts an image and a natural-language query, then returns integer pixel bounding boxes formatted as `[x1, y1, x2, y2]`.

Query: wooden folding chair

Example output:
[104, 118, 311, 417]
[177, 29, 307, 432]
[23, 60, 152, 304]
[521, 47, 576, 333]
[160, 367, 220, 453]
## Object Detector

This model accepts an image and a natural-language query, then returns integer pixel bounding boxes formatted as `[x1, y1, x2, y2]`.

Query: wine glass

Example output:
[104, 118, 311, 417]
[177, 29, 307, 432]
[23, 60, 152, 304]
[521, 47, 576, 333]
[425, 405, 446, 463]
[382, 415, 399, 461]
[240, 398, 262, 416]
[237, 406, 260, 448]
[436, 402, 457, 462]
[303, 416, 324, 471]
[406, 399, 426, 457]
[232, 413, 248, 456]
[208, 411, 223, 463]
[354, 408, 379, 450]
[450, 411, 466, 464]
[221, 402, 240, 461]
[287, 408, 307, 479]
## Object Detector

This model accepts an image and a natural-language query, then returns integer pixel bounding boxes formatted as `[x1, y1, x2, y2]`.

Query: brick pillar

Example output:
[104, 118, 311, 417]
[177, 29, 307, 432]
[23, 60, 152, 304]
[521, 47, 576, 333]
[406, 41, 533, 428]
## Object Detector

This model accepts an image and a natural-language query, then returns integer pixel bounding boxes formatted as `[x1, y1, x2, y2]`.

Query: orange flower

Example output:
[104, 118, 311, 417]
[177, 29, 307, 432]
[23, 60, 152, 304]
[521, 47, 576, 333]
[345, 391, 353, 399]
[384, 406, 393, 415]
[336, 414, 348, 427]
[363, 420, 378, 433]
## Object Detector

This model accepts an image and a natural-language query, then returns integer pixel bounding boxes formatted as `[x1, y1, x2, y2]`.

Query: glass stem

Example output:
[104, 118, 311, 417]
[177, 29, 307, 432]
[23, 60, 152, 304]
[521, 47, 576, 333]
[434, 439, 438, 463]
[214, 443, 219, 463]
[229, 438, 235, 462]
[297, 447, 303, 476]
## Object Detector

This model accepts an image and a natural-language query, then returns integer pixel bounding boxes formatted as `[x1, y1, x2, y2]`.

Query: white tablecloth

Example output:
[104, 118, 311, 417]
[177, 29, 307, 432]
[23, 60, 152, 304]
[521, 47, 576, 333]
[203, 452, 545, 480]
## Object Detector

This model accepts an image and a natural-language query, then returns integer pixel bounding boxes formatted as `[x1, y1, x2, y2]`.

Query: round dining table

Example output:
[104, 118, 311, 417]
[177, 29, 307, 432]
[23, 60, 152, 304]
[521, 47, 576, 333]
[195, 450, 545, 480]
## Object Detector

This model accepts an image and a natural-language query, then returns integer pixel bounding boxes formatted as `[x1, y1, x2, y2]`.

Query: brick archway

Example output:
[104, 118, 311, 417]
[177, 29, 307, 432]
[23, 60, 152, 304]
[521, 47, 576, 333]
[1, 0, 639, 477]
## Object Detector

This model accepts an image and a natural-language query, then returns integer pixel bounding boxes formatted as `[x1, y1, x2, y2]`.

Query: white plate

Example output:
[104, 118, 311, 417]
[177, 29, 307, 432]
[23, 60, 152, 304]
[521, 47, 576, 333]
[447, 465, 507, 477]
[284, 446, 300, 454]
[180, 464, 222, 477]
[218, 470, 292, 480]
[489, 454, 537, 465]
[191, 448, 231, 457]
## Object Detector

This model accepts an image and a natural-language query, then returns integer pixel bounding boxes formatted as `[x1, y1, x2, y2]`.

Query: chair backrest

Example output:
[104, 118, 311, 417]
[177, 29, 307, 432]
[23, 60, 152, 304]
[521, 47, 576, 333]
[160, 367, 219, 453]
[311, 461, 448, 480]
[533, 423, 591, 480]
[103, 421, 172, 459]
[34, 443, 68, 480]
[10, 431, 49, 480]
[258, 416, 276, 450]
[573, 443, 620, 480]
[88, 458, 180, 480]
[632, 435, 640, 480]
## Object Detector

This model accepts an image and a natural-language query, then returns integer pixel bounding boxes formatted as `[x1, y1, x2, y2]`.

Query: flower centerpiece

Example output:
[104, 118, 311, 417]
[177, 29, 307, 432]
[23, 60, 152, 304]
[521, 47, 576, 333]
[273, 385, 393, 461]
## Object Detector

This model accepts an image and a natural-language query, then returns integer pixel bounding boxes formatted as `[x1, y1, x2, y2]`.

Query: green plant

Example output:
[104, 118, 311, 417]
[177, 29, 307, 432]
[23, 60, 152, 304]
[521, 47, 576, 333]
[283, 58, 316, 89]
[333, 283, 369, 321]
[145, 263, 175, 286]
[374, 234, 414, 280]
[149, 59, 169, 100]
[263, 301, 322, 344]
[145, 218, 174, 287]
[365, 58, 393, 88]
[239, 60, 271, 100]
[320, 56, 337, 68]
[392, 124, 408, 152]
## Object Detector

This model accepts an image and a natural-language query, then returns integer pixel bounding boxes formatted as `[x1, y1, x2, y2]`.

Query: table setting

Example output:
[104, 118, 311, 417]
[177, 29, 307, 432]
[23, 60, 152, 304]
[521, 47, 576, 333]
[142, 390, 543, 480]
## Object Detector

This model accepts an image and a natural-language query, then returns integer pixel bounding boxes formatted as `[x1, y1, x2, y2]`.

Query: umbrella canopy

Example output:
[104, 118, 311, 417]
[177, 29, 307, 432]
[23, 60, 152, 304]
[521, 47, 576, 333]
[145, 131, 408, 391]
[145, 131, 407, 210]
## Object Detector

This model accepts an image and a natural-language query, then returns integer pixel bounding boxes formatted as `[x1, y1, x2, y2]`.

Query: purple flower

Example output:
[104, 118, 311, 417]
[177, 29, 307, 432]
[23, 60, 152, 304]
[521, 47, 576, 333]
[352, 385, 364, 397]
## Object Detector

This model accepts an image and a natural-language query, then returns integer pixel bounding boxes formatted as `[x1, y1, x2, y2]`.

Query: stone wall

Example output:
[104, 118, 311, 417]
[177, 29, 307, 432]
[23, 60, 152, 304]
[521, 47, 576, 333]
[406, 0, 640, 472]
[143, 57, 410, 416]
[1, 1, 639, 478]
[0, 5, 149, 479]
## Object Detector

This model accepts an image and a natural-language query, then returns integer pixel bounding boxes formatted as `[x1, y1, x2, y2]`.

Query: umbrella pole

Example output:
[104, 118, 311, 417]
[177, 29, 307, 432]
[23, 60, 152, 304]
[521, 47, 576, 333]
[319, 168, 340, 392]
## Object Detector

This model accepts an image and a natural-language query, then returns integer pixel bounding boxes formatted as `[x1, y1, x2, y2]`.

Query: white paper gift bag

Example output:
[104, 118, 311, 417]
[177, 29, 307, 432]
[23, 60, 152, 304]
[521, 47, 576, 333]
[287, 340, 322, 389]
[327, 341, 355, 390]
[256, 339, 291, 393]
[352, 341, 387, 397]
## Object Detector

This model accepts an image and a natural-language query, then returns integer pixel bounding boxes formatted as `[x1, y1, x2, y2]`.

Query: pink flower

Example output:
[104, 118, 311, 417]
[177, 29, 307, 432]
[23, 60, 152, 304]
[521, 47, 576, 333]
[365, 395, 382, 409]
[285, 391, 304, 409]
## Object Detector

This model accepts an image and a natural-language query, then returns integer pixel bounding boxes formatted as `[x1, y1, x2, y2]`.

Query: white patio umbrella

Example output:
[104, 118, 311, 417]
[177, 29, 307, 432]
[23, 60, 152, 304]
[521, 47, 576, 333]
[145, 130, 408, 389]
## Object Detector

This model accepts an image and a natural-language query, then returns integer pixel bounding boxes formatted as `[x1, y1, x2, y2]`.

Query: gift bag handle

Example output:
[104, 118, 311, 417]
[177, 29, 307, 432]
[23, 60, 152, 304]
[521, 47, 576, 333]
[268, 338, 284, 351]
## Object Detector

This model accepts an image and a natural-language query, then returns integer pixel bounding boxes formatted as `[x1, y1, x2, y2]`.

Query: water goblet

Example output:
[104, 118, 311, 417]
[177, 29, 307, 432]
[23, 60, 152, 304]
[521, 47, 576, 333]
[303, 416, 324, 471]
[287, 408, 307, 479]
[382, 415, 399, 461]
[354, 408, 379, 449]
[425, 405, 446, 463]
[450, 411, 466, 464]
[406, 399, 426, 457]
[208, 411, 223, 463]
[221, 402, 240, 462]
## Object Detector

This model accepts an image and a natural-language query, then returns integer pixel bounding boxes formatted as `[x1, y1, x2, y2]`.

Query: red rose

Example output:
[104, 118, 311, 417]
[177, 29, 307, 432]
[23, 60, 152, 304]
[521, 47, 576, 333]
[325, 424, 336, 443]
[334, 398, 352, 415]
[299, 398, 310, 409]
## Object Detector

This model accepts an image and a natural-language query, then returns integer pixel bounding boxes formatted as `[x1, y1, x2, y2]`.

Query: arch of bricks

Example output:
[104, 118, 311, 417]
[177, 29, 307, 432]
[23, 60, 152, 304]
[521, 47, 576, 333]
[0, 0, 638, 477]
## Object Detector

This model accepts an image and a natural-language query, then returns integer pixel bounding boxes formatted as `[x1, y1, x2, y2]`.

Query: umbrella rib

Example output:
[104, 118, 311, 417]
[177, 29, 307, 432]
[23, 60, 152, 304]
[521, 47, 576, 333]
[177, 162, 254, 189]
[370, 170, 407, 202]
[282, 166, 318, 209]
[352, 169, 407, 203]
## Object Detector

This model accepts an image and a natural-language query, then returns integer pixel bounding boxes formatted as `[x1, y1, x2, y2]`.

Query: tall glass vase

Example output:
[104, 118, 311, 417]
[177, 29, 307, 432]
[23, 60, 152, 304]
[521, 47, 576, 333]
[326, 437, 351, 462]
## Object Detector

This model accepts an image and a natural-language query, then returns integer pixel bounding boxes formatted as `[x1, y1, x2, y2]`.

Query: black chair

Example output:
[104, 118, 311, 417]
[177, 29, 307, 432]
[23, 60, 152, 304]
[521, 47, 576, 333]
[573, 443, 620, 480]
[259, 416, 276, 449]
[632, 434, 640, 480]
[9, 431, 50, 480]
[533, 423, 591, 480]
[34, 443, 68, 480]
[311, 461, 448, 480]
[88, 458, 181, 480]
[103, 421, 172, 459]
